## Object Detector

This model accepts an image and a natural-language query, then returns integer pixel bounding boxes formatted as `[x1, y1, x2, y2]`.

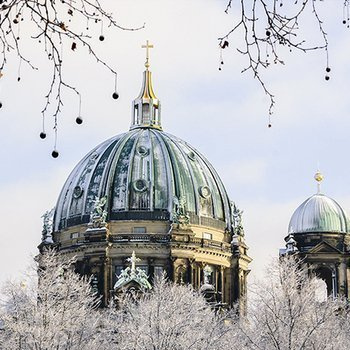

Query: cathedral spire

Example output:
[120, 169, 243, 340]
[131, 40, 162, 130]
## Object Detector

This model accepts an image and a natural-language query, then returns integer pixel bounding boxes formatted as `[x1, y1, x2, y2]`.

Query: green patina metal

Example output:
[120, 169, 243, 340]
[54, 128, 232, 232]
[289, 194, 350, 234]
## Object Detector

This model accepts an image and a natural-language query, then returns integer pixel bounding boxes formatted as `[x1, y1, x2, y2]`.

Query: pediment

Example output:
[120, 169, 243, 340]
[308, 241, 342, 254]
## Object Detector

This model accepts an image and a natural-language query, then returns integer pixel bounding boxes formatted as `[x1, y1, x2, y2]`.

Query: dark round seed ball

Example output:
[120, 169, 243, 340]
[76, 116, 83, 124]
[99, 35, 105, 41]
[268, 124, 272, 128]
[112, 92, 119, 100]
[52, 150, 59, 158]
[39, 132, 46, 139]
[325, 75, 330, 81]
[343, 20, 347, 24]
[0, 102, 2, 108]
[326, 67, 331, 73]
[266, 30, 271, 37]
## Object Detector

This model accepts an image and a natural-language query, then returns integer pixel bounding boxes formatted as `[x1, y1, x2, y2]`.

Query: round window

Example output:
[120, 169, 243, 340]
[188, 151, 196, 161]
[133, 179, 148, 192]
[73, 186, 83, 199]
[199, 186, 211, 199]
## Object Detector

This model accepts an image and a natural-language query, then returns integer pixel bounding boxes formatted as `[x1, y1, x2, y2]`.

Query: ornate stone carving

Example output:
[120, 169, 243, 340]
[231, 201, 245, 236]
[41, 208, 54, 244]
[114, 251, 152, 291]
[89, 196, 108, 229]
[172, 196, 190, 225]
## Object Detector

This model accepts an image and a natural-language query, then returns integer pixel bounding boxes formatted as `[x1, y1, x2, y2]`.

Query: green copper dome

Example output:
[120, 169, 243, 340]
[53, 52, 234, 232]
[53, 128, 232, 231]
[288, 194, 350, 234]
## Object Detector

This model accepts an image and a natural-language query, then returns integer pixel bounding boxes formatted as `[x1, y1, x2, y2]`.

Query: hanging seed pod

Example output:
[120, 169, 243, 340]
[39, 132, 46, 139]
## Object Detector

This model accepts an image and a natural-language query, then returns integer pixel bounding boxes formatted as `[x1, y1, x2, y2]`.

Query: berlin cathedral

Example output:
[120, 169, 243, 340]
[39, 42, 252, 310]
[39, 42, 350, 309]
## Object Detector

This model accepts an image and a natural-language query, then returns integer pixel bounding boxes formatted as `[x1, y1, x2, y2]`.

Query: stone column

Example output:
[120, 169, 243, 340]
[220, 266, 225, 303]
[190, 261, 195, 287]
[197, 264, 202, 287]
[215, 266, 219, 293]
[104, 256, 112, 306]
[338, 261, 347, 297]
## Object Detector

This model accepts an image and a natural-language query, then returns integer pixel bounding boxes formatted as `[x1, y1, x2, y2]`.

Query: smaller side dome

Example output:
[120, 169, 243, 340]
[288, 194, 350, 234]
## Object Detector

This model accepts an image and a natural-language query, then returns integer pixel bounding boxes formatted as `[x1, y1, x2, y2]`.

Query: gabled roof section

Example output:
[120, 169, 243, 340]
[307, 241, 342, 254]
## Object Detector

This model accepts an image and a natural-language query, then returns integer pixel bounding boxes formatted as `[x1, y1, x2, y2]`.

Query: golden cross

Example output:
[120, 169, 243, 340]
[141, 40, 154, 69]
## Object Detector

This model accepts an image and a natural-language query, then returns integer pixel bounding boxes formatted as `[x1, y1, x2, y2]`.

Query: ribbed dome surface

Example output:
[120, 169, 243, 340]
[54, 128, 232, 231]
[288, 194, 350, 234]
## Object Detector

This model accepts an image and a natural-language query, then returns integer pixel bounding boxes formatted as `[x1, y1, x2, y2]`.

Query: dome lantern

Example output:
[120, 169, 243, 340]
[131, 40, 162, 131]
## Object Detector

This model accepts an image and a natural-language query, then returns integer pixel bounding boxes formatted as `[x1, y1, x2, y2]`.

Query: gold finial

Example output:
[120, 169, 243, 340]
[141, 40, 154, 69]
[314, 171, 323, 194]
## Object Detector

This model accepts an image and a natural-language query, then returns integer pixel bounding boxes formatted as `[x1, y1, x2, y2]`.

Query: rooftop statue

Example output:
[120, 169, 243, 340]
[231, 202, 244, 236]
[41, 208, 54, 244]
[89, 196, 108, 229]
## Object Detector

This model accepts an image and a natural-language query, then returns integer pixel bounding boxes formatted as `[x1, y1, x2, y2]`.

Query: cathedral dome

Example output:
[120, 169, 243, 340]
[53, 47, 231, 233]
[288, 193, 350, 235]
[53, 128, 231, 231]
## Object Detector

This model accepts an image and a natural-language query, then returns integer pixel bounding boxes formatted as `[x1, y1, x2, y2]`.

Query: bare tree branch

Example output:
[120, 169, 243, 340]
[219, 0, 348, 126]
[0, 0, 144, 155]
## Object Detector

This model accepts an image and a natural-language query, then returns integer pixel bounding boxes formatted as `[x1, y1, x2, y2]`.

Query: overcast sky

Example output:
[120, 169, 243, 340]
[1, 1, 349, 284]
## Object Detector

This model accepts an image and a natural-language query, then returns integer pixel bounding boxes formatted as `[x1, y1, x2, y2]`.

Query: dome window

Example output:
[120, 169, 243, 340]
[73, 186, 83, 199]
[133, 179, 148, 192]
[137, 145, 149, 157]
[188, 151, 196, 161]
[90, 152, 99, 161]
[199, 186, 211, 199]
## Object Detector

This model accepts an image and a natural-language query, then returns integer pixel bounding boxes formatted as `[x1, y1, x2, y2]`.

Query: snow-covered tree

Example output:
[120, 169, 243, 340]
[106, 276, 233, 350]
[0, 250, 102, 350]
[2, 252, 350, 350]
[234, 256, 350, 350]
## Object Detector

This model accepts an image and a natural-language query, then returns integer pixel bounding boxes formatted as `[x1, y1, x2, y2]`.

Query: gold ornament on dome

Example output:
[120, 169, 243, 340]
[314, 171, 324, 183]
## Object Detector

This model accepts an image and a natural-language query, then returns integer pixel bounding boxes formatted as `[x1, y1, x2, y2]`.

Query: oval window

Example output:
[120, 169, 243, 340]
[73, 186, 83, 199]
[199, 186, 211, 199]
[133, 179, 148, 192]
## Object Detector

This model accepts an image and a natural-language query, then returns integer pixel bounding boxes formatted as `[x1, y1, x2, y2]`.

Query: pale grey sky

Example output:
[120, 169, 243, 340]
[1, 1, 349, 283]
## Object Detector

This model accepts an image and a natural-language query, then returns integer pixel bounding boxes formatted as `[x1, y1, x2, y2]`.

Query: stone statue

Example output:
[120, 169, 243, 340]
[203, 265, 213, 285]
[89, 196, 108, 228]
[41, 208, 54, 244]
[173, 196, 190, 225]
[230, 201, 244, 236]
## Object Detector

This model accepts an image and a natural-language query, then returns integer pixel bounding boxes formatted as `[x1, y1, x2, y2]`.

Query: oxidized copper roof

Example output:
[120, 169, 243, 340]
[53, 128, 232, 231]
[288, 194, 350, 234]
